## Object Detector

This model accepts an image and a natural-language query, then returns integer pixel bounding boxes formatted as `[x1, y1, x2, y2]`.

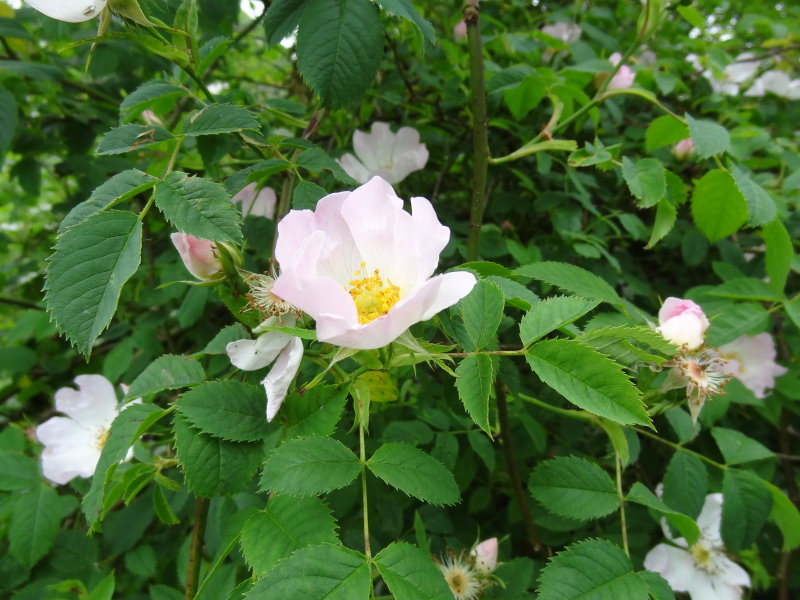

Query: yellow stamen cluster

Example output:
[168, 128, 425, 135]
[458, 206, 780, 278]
[95, 428, 109, 451]
[348, 263, 400, 324]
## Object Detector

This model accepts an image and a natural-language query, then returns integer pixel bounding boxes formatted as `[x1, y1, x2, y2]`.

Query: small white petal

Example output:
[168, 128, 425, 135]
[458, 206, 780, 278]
[226, 330, 291, 371]
[264, 337, 304, 422]
[25, 0, 107, 22]
[55, 374, 118, 428]
[644, 544, 695, 592]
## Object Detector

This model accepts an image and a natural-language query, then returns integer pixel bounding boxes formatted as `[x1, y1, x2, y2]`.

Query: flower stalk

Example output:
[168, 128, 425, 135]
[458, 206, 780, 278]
[184, 496, 209, 600]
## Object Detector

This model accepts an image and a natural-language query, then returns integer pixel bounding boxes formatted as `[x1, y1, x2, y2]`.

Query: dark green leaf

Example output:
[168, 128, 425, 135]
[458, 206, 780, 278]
[721, 470, 772, 552]
[367, 442, 460, 505]
[454, 354, 494, 434]
[662, 451, 707, 519]
[125, 354, 205, 400]
[528, 456, 618, 521]
[515, 261, 622, 306]
[9, 487, 65, 568]
[178, 381, 269, 442]
[264, 0, 307, 46]
[120, 80, 186, 123]
[96, 124, 173, 155]
[374, 542, 453, 600]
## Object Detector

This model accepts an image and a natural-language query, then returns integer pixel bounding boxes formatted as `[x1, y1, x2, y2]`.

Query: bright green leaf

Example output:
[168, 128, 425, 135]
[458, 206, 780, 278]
[762, 220, 793, 296]
[96, 124, 173, 155]
[528, 456, 618, 521]
[125, 354, 205, 400]
[120, 80, 185, 123]
[626, 482, 700, 545]
[766, 482, 800, 551]
[686, 114, 731, 159]
[9, 487, 66, 568]
[520, 296, 599, 346]
[645, 115, 690, 152]
[712, 427, 774, 465]
[691, 169, 748, 242]
[622, 157, 666, 207]
[182, 103, 259, 136]
[459, 279, 505, 351]
[454, 354, 494, 434]
[731, 166, 777, 227]
[515, 262, 622, 306]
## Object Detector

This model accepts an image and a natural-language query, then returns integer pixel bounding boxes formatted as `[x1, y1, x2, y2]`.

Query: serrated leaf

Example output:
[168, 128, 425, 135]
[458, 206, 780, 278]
[662, 451, 707, 519]
[376, 0, 436, 46]
[240, 496, 339, 577]
[721, 470, 772, 552]
[172, 413, 263, 498]
[705, 302, 769, 347]
[284, 385, 350, 440]
[528, 456, 618, 520]
[120, 80, 185, 123]
[622, 157, 666, 208]
[691, 169, 748, 242]
[374, 542, 453, 600]
[178, 381, 269, 442]
[766, 482, 800, 551]
[295, 147, 357, 183]
[96, 124, 173, 154]
[537, 538, 648, 600]
[762, 219, 793, 295]
[515, 261, 622, 306]
[646, 197, 677, 249]
[579, 325, 678, 356]
[701, 277, 778, 302]
[296, 0, 383, 107]
[9, 487, 65, 568]
[367, 442, 460, 505]
[125, 354, 205, 400]
[685, 113, 731, 159]
[525, 339, 651, 426]
[0, 451, 39, 491]
[645, 115, 690, 152]
[182, 103, 259, 136]
[45, 211, 142, 357]
[626, 482, 700, 545]
[154, 171, 242, 244]
[293, 179, 327, 210]
[260, 436, 360, 496]
[83, 403, 164, 527]
[199, 323, 249, 354]
[639, 571, 675, 600]
[459, 279, 505, 351]
[731, 165, 777, 227]
[454, 354, 494, 434]
[711, 427, 774, 465]
[245, 544, 370, 600]
[264, 0, 307, 46]
[520, 296, 599, 346]
[60, 169, 158, 233]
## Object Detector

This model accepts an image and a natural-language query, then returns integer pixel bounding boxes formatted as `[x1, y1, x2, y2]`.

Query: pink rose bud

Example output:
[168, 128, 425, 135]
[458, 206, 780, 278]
[170, 233, 224, 282]
[471, 537, 498, 575]
[656, 297, 709, 350]
[453, 20, 468, 40]
[607, 53, 636, 89]
[671, 138, 695, 161]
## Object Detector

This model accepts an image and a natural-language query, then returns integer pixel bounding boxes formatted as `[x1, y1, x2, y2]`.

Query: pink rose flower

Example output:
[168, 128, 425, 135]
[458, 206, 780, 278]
[607, 52, 636, 89]
[672, 138, 696, 161]
[337, 122, 429, 185]
[453, 19, 468, 40]
[170, 233, 224, 282]
[271, 176, 477, 350]
[719, 333, 787, 398]
[24, 0, 106, 22]
[471, 537, 498, 575]
[656, 297, 709, 350]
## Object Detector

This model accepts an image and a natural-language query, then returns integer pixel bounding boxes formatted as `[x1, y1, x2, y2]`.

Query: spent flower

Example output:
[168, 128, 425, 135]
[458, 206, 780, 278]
[337, 122, 429, 185]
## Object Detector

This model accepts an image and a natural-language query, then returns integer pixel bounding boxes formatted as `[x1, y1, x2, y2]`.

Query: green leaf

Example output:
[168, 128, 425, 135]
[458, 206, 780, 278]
[9, 487, 66, 568]
[731, 165, 777, 227]
[96, 124, 173, 155]
[87, 571, 115, 600]
[60, 169, 158, 233]
[721, 470, 772, 552]
[459, 279, 505, 351]
[639, 571, 675, 600]
[537, 539, 648, 600]
[646, 197, 677, 249]
[264, 0, 307, 46]
[376, 0, 436, 46]
[293, 180, 327, 210]
[685, 113, 731, 159]
[644, 115, 690, 152]
[515, 261, 622, 306]
[528, 456, 618, 521]
[525, 339, 651, 426]
[178, 381, 269, 442]
[120, 80, 186, 123]
[260, 436, 361, 496]
[182, 103, 259, 136]
[240, 496, 339, 577]
[766, 482, 800, 551]
[520, 296, 599, 346]
[762, 219, 793, 295]
[284, 385, 350, 440]
[677, 4, 704, 28]
[124, 354, 205, 400]
[702, 278, 779, 302]
[154, 171, 243, 244]
[454, 354, 494, 434]
[503, 75, 547, 120]
[691, 169, 748, 242]
[172, 413, 263, 498]
[711, 427, 774, 465]
[245, 544, 371, 600]
[626, 482, 700, 545]
[374, 542, 453, 600]
[0, 451, 39, 491]
[367, 442, 460, 505]
[0, 89, 18, 166]
[199, 323, 249, 354]
[579, 325, 678, 357]
[705, 302, 769, 347]
[45, 211, 142, 357]
[83, 403, 165, 527]
[622, 157, 666, 207]
[296, 0, 383, 107]
[295, 147, 357, 183]
[662, 451, 707, 519]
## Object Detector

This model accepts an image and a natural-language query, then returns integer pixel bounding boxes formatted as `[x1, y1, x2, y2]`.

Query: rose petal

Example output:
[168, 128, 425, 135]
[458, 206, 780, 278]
[36, 416, 99, 484]
[55, 375, 118, 428]
[643, 544, 694, 593]
[25, 0, 107, 22]
[337, 153, 372, 185]
[264, 337, 304, 422]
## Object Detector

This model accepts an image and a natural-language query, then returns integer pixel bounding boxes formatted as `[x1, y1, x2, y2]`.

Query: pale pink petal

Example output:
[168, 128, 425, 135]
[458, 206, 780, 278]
[656, 297, 709, 350]
[237, 185, 276, 219]
[608, 65, 635, 89]
[389, 127, 429, 182]
[170, 233, 222, 281]
[264, 337, 304, 422]
[697, 493, 724, 547]
[644, 544, 695, 593]
[25, 0, 106, 22]
[232, 182, 258, 206]
[55, 375, 118, 428]
[409, 196, 452, 281]
[719, 333, 787, 398]
[453, 20, 467, 40]
[337, 154, 372, 185]
[353, 122, 394, 173]
[471, 538, 498, 574]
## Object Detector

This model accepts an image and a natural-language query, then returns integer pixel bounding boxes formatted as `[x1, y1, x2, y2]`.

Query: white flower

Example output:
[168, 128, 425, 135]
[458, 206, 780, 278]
[337, 122, 429, 185]
[36, 375, 139, 485]
[541, 22, 582, 44]
[719, 333, 787, 398]
[702, 53, 759, 96]
[226, 314, 304, 422]
[24, 0, 106, 22]
[232, 182, 277, 219]
[656, 297, 709, 351]
[645, 493, 751, 600]
[470, 537, 498, 575]
[438, 553, 481, 600]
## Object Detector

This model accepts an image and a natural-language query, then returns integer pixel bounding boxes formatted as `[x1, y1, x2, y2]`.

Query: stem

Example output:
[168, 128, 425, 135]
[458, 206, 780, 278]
[777, 408, 799, 600]
[615, 452, 629, 556]
[464, 1, 489, 262]
[518, 393, 594, 422]
[497, 384, 545, 555]
[633, 427, 728, 471]
[184, 497, 209, 600]
[0, 296, 43, 310]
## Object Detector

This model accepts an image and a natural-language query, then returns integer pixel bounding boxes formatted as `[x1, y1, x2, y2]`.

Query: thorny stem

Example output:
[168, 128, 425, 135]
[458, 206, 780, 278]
[615, 452, 629, 556]
[496, 383, 546, 556]
[184, 497, 209, 600]
[464, 0, 489, 262]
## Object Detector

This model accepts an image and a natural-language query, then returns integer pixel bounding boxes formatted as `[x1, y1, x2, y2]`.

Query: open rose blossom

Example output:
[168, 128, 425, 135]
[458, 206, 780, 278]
[271, 176, 477, 350]
[656, 297, 709, 350]
[170, 233, 224, 282]
[337, 122, 429, 185]
[24, 0, 106, 22]
[36, 375, 139, 484]
[719, 333, 787, 398]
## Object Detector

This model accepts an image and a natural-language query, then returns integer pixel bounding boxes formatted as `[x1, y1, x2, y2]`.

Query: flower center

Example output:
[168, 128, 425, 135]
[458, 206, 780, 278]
[446, 571, 469, 594]
[348, 263, 400, 324]
[95, 428, 110, 450]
